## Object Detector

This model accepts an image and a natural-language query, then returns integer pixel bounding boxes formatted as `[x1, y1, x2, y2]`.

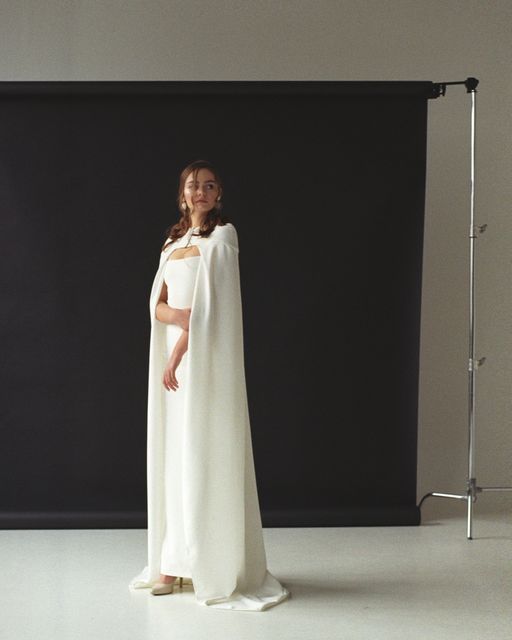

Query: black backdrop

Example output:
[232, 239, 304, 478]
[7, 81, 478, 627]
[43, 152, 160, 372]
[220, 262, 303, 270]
[0, 81, 440, 528]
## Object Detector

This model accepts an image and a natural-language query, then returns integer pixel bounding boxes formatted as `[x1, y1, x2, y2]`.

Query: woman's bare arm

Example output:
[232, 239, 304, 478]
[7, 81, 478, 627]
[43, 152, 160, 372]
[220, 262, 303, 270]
[155, 280, 191, 329]
[155, 281, 173, 323]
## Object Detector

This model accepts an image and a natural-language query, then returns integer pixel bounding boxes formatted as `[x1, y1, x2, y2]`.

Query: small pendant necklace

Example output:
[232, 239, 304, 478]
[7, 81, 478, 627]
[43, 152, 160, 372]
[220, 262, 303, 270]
[184, 226, 199, 250]
[181, 226, 200, 269]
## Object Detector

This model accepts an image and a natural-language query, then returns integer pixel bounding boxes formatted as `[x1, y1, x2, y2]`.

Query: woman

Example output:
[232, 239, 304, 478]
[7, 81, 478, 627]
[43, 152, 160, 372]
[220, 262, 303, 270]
[129, 160, 290, 611]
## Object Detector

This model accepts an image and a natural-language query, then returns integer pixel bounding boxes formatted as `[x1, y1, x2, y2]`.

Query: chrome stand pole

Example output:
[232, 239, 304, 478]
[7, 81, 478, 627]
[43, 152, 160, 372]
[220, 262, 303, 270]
[418, 77, 512, 539]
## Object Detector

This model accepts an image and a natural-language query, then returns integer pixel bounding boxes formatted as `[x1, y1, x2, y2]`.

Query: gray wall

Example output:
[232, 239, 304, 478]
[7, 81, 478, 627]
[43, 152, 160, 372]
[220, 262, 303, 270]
[1, 0, 511, 519]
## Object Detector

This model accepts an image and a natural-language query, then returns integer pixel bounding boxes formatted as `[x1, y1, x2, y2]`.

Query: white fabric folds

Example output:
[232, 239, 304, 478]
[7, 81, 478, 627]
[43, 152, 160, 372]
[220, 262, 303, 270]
[129, 223, 290, 611]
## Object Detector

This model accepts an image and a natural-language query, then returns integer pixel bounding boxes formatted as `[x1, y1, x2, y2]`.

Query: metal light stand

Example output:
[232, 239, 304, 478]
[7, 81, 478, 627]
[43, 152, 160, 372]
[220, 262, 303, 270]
[418, 77, 512, 539]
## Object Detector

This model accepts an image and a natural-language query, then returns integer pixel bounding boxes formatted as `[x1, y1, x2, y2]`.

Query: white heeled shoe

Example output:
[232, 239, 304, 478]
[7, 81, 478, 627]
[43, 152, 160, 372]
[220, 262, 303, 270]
[151, 576, 184, 595]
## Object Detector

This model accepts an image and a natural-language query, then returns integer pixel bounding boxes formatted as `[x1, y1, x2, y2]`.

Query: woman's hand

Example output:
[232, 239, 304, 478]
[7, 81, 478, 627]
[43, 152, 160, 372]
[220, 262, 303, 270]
[163, 330, 189, 392]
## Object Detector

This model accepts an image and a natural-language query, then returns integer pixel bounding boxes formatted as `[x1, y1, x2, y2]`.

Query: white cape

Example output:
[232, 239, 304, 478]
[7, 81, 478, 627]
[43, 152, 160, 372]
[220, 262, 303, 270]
[129, 222, 290, 611]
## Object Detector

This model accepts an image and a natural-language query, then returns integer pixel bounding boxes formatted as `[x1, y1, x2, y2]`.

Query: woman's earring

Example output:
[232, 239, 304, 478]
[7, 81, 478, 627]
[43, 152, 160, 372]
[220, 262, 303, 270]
[181, 202, 187, 210]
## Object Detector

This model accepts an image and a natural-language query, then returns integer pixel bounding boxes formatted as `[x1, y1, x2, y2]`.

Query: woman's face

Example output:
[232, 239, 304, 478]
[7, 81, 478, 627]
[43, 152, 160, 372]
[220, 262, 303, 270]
[183, 168, 221, 216]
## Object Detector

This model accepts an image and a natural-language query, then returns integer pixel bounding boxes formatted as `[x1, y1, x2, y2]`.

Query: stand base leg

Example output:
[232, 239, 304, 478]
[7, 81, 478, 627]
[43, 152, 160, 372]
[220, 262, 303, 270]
[418, 480, 512, 540]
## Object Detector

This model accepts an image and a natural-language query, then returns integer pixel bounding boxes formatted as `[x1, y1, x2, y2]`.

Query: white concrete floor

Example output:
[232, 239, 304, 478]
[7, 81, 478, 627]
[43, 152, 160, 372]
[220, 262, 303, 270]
[1, 513, 511, 640]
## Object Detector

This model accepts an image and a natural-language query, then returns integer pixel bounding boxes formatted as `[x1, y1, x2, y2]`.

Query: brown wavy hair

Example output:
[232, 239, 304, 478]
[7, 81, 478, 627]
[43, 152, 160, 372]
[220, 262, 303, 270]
[161, 160, 231, 252]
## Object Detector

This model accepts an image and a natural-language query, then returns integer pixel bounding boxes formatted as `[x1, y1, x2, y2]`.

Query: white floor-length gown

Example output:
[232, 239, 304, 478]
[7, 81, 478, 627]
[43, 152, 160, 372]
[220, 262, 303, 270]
[160, 254, 199, 578]
[129, 223, 290, 611]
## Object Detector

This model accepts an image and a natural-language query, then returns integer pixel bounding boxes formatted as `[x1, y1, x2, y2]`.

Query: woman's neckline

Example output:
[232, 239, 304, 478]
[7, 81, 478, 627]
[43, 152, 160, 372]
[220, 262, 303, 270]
[167, 255, 201, 263]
